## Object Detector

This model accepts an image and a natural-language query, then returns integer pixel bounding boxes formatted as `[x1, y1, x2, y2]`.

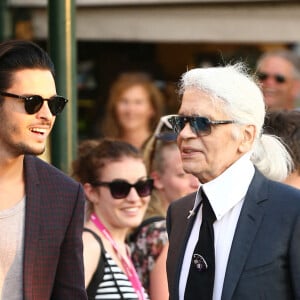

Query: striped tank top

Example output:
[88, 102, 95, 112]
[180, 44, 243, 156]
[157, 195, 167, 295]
[95, 252, 149, 299]
[84, 228, 149, 300]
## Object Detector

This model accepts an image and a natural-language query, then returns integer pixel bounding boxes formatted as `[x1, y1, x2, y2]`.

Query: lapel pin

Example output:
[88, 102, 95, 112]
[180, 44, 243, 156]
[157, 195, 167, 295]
[192, 253, 208, 271]
[187, 209, 195, 219]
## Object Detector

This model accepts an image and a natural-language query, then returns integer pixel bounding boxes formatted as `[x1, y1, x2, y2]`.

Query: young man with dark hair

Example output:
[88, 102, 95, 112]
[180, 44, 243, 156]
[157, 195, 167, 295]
[0, 40, 87, 299]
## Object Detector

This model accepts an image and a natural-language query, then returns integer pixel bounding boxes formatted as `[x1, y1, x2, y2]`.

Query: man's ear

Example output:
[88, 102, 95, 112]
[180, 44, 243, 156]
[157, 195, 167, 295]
[238, 124, 256, 153]
[150, 170, 164, 190]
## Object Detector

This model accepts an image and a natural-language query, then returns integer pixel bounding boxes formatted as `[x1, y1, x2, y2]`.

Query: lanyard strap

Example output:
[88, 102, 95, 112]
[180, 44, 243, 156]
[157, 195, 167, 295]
[90, 213, 146, 300]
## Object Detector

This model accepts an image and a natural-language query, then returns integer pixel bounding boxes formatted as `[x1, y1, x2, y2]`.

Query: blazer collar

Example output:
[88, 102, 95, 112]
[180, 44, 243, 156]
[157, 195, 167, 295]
[169, 192, 198, 300]
[23, 155, 42, 299]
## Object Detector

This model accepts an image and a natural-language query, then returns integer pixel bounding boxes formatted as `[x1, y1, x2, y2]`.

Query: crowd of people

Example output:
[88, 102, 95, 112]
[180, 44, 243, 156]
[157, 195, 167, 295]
[0, 38, 300, 300]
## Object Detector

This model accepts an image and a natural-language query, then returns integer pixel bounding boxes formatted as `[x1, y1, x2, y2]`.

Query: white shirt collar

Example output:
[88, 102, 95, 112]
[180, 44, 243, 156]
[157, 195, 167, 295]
[193, 152, 255, 220]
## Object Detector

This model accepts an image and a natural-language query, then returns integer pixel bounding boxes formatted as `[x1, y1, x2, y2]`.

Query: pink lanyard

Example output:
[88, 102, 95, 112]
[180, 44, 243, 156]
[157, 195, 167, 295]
[90, 213, 146, 300]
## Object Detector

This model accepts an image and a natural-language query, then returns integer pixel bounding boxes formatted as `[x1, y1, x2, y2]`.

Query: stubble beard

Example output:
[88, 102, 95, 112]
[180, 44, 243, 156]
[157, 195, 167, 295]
[12, 141, 46, 156]
[0, 108, 48, 157]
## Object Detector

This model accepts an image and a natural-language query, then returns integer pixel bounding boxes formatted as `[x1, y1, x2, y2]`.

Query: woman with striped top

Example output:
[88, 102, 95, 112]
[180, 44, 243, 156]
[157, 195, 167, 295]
[72, 138, 152, 300]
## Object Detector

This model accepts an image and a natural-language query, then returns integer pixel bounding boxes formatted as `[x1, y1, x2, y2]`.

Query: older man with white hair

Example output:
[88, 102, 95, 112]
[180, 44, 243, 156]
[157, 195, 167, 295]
[166, 64, 300, 300]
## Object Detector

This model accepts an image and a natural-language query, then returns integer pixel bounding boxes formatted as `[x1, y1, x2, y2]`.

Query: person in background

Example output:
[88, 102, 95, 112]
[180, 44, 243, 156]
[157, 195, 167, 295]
[166, 63, 300, 300]
[142, 115, 200, 220]
[256, 49, 300, 111]
[72, 138, 152, 300]
[101, 72, 165, 149]
[130, 115, 199, 300]
[0, 40, 87, 299]
[264, 109, 300, 189]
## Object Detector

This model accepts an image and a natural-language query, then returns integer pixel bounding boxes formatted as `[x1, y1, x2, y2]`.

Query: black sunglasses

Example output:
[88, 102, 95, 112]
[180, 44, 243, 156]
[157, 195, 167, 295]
[0, 91, 68, 116]
[168, 115, 235, 137]
[257, 72, 286, 84]
[91, 178, 154, 199]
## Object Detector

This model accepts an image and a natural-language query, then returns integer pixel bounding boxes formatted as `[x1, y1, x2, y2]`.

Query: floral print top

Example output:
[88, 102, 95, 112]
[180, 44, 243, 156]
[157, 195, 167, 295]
[129, 217, 168, 294]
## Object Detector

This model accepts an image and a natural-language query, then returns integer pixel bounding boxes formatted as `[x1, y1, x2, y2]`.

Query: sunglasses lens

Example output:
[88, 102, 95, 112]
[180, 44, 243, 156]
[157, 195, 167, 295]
[275, 75, 286, 83]
[110, 181, 131, 199]
[25, 96, 43, 114]
[156, 131, 178, 142]
[135, 179, 153, 197]
[48, 96, 67, 115]
[169, 116, 185, 133]
[169, 116, 211, 136]
[193, 117, 211, 135]
[109, 179, 153, 199]
[24, 95, 67, 115]
[257, 72, 268, 81]
[258, 72, 286, 84]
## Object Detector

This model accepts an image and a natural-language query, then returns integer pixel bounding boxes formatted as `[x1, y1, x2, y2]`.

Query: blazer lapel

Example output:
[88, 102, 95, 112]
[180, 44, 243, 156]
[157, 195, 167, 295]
[167, 192, 198, 300]
[221, 171, 268, 300]
[175, 204, 199, 285]
[23, 155, 42, 300]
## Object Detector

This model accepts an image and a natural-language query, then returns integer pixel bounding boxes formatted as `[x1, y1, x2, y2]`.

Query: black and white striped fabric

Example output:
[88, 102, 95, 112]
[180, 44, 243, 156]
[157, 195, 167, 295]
[94, 252, 149, 300]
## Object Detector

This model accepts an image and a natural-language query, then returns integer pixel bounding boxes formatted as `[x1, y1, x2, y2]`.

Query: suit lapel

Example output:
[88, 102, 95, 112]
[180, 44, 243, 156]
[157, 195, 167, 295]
[221, 171, 268, 300]
[23, 155, 42, 300]
[175, 203, 199, 286]
[167, 193, 198, 300]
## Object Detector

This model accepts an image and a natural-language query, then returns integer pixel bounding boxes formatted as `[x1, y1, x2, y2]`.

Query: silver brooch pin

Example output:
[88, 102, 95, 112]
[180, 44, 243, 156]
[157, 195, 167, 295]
[187, 209, 195, 219]
[192, 254, 208, 271]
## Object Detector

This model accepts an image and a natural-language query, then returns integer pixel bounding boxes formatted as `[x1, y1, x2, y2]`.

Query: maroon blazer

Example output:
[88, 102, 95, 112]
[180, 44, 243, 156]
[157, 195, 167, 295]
[23, 155, 87, 300]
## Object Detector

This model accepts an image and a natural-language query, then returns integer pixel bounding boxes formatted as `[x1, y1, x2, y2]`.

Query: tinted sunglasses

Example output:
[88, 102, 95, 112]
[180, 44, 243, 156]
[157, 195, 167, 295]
[154, 114, 177, 135]
[257, 72, 286, 84]
[0, 91, 68, 115]
[91, 178, 154, 199]
[155, 131, 178, 142]
[168, 115, 235, 136]
[154, 114, 178, 141]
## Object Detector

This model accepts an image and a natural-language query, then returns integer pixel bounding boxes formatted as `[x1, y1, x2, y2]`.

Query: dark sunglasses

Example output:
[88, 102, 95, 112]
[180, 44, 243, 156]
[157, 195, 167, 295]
[91, 178, 154, 199]
[155, 131, 178, 142]
[168, 115, 235, 137]
[0, 91, 68, 115]
[257, 72, 286, 84]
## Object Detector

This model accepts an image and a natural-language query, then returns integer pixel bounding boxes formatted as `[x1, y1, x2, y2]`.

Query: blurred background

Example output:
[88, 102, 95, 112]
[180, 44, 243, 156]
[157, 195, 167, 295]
[2, 0, 300, 170]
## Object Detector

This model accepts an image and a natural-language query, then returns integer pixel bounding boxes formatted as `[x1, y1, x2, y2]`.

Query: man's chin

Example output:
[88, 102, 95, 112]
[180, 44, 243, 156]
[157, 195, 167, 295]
[264, 98, 282, 110]
[182, 165, 198, 177]
[25, 147, 46, 156]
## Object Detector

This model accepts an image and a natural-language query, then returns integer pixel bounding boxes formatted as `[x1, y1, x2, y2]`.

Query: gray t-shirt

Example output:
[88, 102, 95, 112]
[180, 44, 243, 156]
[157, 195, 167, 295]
[0, 197, 25, 300]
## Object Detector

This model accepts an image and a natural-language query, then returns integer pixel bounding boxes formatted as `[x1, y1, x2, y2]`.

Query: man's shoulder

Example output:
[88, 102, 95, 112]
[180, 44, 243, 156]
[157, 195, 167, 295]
[268, 179, 300, 207]
[168, 191, 197, 213]
[24, 155, 79, 187]
[174, 191, 197, 204]
[250, 172, 300, 214]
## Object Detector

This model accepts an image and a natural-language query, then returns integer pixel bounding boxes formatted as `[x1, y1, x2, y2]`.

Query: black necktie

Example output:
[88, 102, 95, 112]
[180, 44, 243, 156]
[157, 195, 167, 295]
[184, 189, 216, 300]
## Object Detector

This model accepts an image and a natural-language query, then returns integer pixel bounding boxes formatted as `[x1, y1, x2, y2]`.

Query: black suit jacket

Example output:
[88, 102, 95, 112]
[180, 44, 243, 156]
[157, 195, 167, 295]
[23, 155, 87, 299]
[166, 170, 300, 300]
